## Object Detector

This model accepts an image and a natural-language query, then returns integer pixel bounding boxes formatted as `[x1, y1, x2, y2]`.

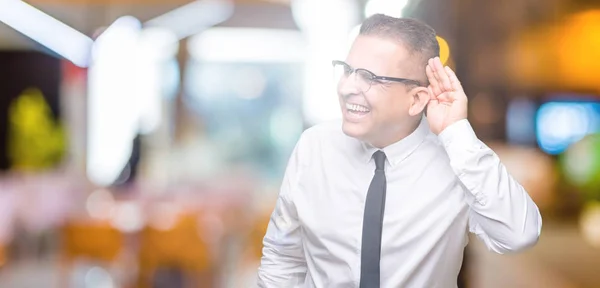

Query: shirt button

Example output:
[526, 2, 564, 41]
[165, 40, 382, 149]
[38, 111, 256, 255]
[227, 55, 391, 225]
[475, 194, 487, 206]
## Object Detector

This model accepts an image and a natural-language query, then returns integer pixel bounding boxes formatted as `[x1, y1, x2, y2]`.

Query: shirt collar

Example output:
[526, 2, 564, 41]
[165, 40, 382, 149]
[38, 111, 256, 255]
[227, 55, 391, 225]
[359, 116, 430, 167]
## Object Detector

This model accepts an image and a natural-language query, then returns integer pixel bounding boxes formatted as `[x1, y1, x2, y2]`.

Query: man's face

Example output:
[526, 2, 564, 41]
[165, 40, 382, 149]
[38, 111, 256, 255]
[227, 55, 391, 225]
[337, 35, 425, 147]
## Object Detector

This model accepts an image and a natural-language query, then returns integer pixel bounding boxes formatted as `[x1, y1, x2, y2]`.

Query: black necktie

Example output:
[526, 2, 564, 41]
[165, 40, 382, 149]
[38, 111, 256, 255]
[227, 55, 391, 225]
[360, 150, 387, 288]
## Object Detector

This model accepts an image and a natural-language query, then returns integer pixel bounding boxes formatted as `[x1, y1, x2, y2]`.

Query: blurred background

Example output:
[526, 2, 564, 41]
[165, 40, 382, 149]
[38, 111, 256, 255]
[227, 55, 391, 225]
[0, 0, 600, 287]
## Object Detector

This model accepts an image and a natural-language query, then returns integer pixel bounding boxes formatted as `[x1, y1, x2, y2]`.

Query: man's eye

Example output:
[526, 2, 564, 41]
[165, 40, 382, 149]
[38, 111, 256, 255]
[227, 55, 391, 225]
[366, 76, 384, 84]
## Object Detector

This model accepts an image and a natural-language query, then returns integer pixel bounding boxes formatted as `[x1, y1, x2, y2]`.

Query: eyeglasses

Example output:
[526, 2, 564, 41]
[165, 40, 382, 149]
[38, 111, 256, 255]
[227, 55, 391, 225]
[332, 60, 423, 92]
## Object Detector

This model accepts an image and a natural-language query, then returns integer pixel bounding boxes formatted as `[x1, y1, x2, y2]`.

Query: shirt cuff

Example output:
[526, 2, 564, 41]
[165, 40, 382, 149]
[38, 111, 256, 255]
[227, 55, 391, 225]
[438, 119, 480, 165]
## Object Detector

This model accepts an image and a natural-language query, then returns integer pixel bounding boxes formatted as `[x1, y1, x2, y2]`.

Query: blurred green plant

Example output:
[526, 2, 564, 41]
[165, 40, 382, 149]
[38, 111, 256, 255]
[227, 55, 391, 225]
[560, 133, 600, 201]
[7, 88, 66, 171]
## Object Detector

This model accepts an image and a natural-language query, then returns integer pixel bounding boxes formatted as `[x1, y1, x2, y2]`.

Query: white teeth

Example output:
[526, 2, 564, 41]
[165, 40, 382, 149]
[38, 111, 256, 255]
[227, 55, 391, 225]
[346, 103, 370, 113]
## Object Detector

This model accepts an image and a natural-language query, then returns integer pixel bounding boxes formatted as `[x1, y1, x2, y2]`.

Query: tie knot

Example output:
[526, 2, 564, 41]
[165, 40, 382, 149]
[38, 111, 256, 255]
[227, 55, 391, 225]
[373, 150, 386, 171]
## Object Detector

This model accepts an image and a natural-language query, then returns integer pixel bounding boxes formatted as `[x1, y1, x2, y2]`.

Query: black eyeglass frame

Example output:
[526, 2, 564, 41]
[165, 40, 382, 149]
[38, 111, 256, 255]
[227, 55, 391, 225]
[332, 60, 424, 88]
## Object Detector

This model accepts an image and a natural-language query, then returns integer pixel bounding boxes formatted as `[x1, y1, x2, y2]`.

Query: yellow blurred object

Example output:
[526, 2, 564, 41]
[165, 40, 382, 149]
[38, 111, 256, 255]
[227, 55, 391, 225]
[436, 35, 450, 65]
[8, 88, 66, 171]
[508, 9, 600, 92]
[555, 10, 600, 90]
[137, 213, 213, 287]
[506, 26, 555, 89]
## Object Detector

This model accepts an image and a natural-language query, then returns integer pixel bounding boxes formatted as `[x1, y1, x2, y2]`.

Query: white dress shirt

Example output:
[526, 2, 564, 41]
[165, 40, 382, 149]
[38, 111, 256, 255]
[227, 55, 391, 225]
[257, 117, 542, 288]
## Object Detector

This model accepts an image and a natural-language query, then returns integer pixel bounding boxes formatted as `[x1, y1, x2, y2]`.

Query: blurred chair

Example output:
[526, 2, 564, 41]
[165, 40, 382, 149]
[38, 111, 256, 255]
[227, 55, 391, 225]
[249, 211, 270, 261]
[0, 243, 5, 268]
[59, 220, 125, 287]
[229, 210, 270, 288]
[136, 212, 214, 288]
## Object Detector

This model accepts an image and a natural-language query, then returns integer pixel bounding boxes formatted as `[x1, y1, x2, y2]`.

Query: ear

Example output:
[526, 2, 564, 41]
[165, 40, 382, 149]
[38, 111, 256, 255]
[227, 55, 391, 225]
[408, 86, 430, 116]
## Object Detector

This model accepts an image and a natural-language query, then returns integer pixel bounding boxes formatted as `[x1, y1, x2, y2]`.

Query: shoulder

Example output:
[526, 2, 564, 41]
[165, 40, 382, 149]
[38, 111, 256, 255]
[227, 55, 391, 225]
[416, 130, 453, 166]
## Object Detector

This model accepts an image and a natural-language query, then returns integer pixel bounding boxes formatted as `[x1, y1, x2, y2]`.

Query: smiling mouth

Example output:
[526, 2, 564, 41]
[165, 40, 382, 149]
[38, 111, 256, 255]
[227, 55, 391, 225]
[346, 103, 370, 112]
[345, 102, 371, 120]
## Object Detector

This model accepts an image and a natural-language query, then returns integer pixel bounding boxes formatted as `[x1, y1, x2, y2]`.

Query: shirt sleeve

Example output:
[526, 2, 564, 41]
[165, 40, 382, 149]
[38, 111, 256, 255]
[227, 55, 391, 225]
[438, 119, 542, 254]
[257, 134, 307, 287]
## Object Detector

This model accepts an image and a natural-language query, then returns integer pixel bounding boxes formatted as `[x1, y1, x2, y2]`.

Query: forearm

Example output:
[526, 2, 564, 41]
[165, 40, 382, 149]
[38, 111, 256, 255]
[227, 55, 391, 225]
[440, 120, 542, 253]
[258, 233, 307, 287]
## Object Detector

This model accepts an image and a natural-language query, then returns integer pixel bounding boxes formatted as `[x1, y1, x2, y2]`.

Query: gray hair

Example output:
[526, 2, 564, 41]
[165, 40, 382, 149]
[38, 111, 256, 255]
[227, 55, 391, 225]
[360, 14, 440, 82]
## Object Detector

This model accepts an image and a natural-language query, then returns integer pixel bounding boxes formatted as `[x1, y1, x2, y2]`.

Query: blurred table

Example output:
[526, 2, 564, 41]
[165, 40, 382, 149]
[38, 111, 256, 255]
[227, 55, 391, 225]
[468, 221, 600, 288]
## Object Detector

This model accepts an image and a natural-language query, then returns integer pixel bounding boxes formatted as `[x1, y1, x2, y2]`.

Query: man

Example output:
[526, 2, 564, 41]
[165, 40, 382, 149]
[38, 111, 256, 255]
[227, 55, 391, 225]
[257, 14, 542, 288]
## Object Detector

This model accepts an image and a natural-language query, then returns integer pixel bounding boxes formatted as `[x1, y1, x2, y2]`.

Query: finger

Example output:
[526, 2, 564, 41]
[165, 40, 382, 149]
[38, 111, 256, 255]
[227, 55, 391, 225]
[427, 86, 436, 101]
[429, 58, 444, 93]
[428, 61, 451, 102]
[425, 64, 437, 94]
[426, 61, 442, 96]
[444, 66, 463, 92]
[433, 57, 452, 91]
[429, 82, 452, 103]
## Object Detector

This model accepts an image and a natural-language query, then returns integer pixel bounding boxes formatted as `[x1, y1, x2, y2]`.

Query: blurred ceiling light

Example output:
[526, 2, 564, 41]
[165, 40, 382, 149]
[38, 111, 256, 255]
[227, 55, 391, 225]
[145, 0, 234, 40]
[88, 17, 181, 187]
[291, 0, 357, 35]
[291, 0, 360, 125]
[87, 16, 142, 187]
[137, 27, 179, 61]
[92, 16, 142, 62]
[364, 0, 409, 18]
[0, 0, 93, 67]
[188, 28, 306, 62]
[135, 27, 178, 134]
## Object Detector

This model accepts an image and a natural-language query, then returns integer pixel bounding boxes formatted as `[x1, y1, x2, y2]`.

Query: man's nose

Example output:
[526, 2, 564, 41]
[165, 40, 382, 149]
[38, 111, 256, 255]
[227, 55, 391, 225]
[338, 73, 362, 96]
